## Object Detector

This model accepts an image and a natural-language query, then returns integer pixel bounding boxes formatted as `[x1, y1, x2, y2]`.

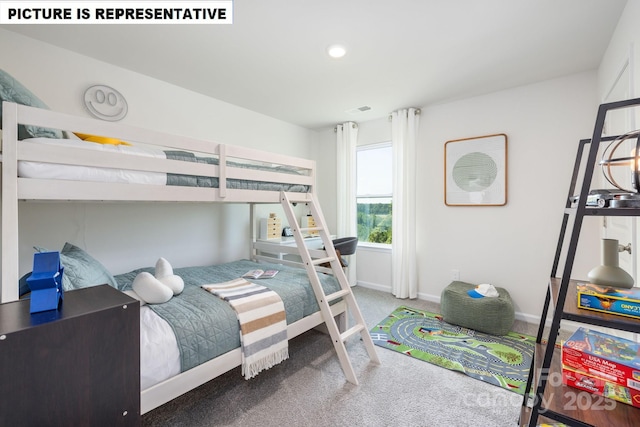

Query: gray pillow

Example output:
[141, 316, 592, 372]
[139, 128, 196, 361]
[34, 242, 119, 291]
[0, 68, 63, 140]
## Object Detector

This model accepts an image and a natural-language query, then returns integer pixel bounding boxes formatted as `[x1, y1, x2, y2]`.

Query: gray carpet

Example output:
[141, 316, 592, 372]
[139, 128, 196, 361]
[141, 286, 537, 426]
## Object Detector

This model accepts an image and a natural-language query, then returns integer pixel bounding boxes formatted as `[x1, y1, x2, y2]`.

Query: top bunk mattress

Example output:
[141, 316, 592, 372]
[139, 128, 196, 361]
[1, 102, 316, 203]
[17, 137, 311, 192]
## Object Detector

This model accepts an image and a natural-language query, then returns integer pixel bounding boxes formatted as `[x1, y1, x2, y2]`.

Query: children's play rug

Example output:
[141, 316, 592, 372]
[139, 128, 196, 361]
[370, 306, 535, 395]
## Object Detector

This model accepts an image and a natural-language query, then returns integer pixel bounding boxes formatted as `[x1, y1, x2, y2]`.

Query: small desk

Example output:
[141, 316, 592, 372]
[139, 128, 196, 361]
[254, 236, 330, 260]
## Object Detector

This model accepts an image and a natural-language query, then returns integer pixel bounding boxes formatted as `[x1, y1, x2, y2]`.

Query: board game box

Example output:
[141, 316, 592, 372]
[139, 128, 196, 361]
[576, 282, 640, 319]
[562, 327, 640, 390]
[562, 365, 640, 408]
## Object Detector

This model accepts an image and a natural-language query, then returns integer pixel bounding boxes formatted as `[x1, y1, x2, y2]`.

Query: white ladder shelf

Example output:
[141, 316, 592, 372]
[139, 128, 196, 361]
[280, 191, 381, 385]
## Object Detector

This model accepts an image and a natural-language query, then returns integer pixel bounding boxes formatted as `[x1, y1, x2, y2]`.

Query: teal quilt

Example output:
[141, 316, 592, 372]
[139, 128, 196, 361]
[115, 259, 340, 372]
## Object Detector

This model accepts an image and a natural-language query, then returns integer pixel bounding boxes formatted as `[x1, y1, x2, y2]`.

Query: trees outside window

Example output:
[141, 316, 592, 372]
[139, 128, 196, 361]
[356, 143, 392, 244]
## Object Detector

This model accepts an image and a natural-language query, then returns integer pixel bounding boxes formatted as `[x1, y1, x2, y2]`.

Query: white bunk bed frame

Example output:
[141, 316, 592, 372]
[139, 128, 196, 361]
[1, 101, 317, 300]
[0, 101, 350, 414]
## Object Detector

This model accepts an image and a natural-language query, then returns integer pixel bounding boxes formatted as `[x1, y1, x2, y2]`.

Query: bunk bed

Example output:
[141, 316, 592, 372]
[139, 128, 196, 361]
[0, 101, 350, 414]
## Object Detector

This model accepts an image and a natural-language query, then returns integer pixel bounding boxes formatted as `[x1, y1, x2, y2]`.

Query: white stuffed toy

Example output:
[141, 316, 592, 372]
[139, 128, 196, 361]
[132, 272, 173, 304]
[129, 257, 184, 304]
[155, 257, 184, 295]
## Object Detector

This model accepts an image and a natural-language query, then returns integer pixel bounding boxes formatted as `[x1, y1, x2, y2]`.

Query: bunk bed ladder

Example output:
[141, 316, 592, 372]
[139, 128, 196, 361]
[280, 191, 380, 385]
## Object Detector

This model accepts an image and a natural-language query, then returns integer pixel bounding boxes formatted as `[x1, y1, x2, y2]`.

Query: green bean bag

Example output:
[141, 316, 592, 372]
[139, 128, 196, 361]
[440, 281, 515, 335]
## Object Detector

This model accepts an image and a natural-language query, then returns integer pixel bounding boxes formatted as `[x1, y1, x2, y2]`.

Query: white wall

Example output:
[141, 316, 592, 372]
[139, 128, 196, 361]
[420, 72, 600, 321]
[311, 127, 337, 231]
[319, 1, 640, 323]
[316, 71, 602, 321]
[0, 29, 314, 277]
[598, 0, 640, 103]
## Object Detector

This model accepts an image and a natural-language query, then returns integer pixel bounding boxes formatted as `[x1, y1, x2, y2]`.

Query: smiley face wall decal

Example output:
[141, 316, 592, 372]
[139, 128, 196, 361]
[83, 85, 128, 121]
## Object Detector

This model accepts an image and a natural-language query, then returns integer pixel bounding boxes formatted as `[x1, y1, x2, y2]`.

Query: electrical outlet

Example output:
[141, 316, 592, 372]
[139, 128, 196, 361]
[451, 269, 460, 281]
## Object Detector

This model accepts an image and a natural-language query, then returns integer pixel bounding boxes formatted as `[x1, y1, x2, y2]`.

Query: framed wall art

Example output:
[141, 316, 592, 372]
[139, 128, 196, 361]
[444, 133, 507, 206]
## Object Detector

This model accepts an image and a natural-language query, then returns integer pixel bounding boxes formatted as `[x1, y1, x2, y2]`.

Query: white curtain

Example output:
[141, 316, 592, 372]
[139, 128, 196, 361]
[336, 122, 358, 285]
[391, 108, 420, 299]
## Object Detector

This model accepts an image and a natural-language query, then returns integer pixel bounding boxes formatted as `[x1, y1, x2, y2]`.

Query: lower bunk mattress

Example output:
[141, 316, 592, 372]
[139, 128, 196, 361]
[114, 259, 340, 390]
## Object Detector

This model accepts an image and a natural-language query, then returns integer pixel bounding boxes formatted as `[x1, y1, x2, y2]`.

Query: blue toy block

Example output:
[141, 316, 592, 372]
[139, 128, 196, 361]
[27, 251, 64, 314]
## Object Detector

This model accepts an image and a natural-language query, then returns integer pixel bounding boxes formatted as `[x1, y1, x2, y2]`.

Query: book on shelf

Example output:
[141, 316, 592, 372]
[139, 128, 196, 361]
[242, 269, 279, 279]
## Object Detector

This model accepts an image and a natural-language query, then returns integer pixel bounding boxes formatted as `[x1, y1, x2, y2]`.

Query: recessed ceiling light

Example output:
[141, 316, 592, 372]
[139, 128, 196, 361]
[327, 44, 347, 59]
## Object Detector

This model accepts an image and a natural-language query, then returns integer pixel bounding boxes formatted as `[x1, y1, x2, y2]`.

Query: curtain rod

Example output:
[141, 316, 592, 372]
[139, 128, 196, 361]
[334, 106, 422, 130]
[388, 108, 421, 121]
[334, 122, 358, 132]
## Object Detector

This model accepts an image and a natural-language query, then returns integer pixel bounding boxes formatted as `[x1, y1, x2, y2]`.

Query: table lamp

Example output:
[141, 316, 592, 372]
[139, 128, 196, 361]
[600, 129, 640, 193]
[587, 238, 634, 288]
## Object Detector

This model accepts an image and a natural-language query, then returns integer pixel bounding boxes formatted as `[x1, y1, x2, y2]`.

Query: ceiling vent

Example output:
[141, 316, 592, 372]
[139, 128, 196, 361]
[345, 105, 372, 114]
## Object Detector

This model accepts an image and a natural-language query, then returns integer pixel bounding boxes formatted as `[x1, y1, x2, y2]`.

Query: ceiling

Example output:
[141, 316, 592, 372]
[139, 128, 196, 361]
[2, 0, 629, 130]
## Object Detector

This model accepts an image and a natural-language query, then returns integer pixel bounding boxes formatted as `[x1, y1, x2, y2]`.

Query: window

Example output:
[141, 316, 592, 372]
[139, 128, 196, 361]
[357, 142, 392, 244]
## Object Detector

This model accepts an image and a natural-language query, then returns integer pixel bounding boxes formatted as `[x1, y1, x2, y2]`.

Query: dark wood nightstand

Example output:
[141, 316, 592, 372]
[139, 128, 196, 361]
[0, 284, 140, 426]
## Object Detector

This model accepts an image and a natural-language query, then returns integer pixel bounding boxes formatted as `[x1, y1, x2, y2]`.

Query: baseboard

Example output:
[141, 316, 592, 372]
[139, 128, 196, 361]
[356, 281, 440, 304]
[355, 280, 391, 293]
[514, 311, 543, 325]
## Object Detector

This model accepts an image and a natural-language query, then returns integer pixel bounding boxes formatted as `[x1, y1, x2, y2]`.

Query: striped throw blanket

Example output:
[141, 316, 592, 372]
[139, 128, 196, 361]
[202, 278, 289, 379]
